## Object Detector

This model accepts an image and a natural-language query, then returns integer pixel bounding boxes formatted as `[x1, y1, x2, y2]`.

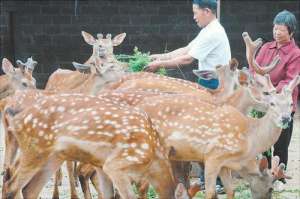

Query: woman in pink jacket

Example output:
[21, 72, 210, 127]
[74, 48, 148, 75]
[253, 10, 300, 183]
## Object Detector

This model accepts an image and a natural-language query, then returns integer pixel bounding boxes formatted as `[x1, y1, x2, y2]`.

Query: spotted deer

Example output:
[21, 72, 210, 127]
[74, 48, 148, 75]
[175, 156, 291, 199]
[3, 92, 175, 199]
[45, 31, 128, 92]
[0, 57, 36, 110]
[74, 33, 279, 198]
[0, 58, 37, 182]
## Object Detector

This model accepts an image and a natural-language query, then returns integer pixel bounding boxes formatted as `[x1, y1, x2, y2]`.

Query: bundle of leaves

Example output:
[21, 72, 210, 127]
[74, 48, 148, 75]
[116, 46, 167, 76]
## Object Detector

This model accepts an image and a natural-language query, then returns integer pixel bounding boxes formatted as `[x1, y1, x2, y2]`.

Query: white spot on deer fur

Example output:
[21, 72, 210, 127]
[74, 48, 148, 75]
[131, 143, 137, 147]
[50, 106, 56, 113]
[82, 120, 89, 124]
[88, 131, 95, 135]
[24, 113, 33, 124]
[38, 131, 44, 137]
[93, 116, 101, 121]
[57, 106, 66, 112]
[141, 143, 149, 150]
[126, 156, 139, 162]
[225, 124, 231, 128]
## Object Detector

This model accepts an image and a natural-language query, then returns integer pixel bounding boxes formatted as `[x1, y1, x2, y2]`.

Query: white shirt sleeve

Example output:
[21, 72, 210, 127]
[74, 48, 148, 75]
[188, 33, 221, 63]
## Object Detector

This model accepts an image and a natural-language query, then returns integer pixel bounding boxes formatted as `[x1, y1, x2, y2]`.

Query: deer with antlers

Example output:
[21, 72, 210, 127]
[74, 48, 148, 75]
[73, 32, 295, 199]
[2, 91, 176, 199]
[45, 31, 128, 92]
[0, 58, 37, 181]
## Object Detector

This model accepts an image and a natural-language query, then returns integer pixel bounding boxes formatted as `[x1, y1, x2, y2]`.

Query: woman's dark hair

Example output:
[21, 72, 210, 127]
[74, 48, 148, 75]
[273, 10, 297, 35]
[193, 0, 217, 14]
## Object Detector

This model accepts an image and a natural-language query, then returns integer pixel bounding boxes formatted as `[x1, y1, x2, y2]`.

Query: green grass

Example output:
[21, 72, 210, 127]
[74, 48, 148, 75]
[115, 46, 167, 76]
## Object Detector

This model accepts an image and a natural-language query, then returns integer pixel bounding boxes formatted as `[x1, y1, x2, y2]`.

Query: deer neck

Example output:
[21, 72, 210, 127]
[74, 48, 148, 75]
[78, 70, 126, 95]
[225, 86, 265, 115]
[249, 109, 282, 155]
[213, 78, 235, 101]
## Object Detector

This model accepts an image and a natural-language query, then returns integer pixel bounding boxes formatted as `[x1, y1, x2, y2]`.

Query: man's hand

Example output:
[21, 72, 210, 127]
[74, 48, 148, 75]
[145, 61, 161, 72]
[149, 54, 162, 61]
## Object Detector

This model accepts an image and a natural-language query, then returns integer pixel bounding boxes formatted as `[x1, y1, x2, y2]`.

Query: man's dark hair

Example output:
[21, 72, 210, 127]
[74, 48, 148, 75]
[193, 0, 217, 14]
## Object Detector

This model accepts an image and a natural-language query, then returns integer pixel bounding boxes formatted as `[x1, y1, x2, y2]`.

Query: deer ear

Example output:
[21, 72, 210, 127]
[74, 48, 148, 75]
[112, 33, 126, 46]
[229, 58, 239, 71]
[284, 75, 300, 93]
[81, 31, 97, 46]
[2, 58, 15, 75]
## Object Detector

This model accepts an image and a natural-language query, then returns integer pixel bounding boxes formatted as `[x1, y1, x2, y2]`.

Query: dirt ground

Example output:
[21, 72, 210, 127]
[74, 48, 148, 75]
[0, 106, 299, 198]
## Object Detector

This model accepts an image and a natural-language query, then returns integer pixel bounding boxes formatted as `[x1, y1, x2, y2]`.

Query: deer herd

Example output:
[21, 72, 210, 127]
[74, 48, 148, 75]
[0, 31, 299, 199]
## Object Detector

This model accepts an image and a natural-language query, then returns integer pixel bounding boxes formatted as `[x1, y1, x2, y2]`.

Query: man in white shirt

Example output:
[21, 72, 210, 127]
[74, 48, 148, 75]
[146, 0, 230, 194]
[146, 0, 231, 90]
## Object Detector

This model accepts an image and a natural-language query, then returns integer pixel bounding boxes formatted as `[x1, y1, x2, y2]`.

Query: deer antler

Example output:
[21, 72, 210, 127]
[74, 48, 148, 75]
[242, 32, 280, 75]
[16, 57, 37, 74]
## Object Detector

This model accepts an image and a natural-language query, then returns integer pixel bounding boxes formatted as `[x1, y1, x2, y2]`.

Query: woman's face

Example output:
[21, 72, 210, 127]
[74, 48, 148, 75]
[273, 24, 291, 45]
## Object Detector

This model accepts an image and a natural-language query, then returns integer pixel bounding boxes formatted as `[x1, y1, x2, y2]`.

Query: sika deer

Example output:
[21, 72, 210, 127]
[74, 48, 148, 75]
[3, 93, 175, 199]
[45, 31, 128, 92]
[73, 33, 281, 199]
[0, 58, 37, 185]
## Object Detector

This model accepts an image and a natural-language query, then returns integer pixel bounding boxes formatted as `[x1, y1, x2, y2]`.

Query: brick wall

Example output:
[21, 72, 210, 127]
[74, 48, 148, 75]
[0, 0, 299, 88]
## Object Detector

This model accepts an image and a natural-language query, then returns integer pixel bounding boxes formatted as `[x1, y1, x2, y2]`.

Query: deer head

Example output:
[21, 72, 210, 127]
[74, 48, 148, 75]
[1, 58, 36, 91]
[261, 76, 300, 129]
[81, 31, 126, 61]
[244, 156, 291, 199]
[242, 32, 280, 75]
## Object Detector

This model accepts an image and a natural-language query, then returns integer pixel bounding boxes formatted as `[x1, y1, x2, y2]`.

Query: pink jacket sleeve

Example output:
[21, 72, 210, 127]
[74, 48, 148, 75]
[276, 55, 300, 92]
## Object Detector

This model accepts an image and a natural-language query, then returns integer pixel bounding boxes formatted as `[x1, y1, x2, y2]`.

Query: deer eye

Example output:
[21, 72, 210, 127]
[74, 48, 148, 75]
[270, 102, 275, 106]
[263, 91, 270, 95]
[22, 82, 28, 87]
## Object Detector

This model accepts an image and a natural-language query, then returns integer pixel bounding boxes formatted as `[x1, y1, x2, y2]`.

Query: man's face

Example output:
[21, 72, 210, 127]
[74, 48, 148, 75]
[192, 4, 208, 28]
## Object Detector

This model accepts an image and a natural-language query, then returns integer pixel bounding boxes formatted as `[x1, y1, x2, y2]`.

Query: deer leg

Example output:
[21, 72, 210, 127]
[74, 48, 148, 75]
[3, 128, 18, 183]
[2, 155, 42, 199]
[78, 171, 92, 199]
[90, 170, 104, 199]
[52, 168, 63, 199]
[219, 167, 234, 199]
[102, 155, 137, 199]
[53, 169, 63, 199]
[137, 180, 149, 199]
[67, 161, 79, 199]
[204, 161, 220, 199]
[95, 167, 114, 199]
[22, 154, 64, 199]
[73, 161, 79, 187]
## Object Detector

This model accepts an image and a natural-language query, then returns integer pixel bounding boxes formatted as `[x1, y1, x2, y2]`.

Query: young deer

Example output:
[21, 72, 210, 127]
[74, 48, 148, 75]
[0, 58, 37, 182]
[175, 156, 291, 199]
[45, 31, 128, 92]
[0, 57, 36, 110]
[71, 33, 280, 199]
[3, 93, 175, 199]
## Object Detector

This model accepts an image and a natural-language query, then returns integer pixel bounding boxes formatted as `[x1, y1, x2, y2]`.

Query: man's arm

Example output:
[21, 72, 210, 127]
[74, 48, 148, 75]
[146, 53, 195, 72]
[150, 46, 190, 61]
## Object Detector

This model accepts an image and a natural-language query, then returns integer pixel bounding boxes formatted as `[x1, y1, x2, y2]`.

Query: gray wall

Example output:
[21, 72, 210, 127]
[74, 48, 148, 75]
[0, 0, 299, 88]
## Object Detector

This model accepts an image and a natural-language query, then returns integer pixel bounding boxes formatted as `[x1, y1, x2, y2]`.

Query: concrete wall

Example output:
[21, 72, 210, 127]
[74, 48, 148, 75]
[1, 0, 299, 88]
